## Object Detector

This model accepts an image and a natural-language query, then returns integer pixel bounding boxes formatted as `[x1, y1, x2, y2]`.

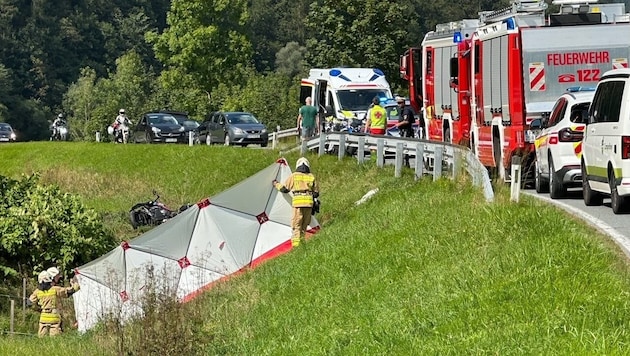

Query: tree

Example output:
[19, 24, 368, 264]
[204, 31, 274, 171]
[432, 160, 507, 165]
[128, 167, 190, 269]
[304, 0, 410, 88]
[148, 0, 253, 108]
[275, 42, 307, 78]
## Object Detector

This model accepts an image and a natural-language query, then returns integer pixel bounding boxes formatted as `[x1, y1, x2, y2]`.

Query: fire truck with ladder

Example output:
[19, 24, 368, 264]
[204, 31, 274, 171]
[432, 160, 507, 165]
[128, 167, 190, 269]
[400, 0, 630, 181]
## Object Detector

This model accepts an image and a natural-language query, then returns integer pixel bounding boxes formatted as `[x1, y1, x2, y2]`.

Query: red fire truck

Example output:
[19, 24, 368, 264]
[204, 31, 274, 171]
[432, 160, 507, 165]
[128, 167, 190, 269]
[400, 0, 630, 181]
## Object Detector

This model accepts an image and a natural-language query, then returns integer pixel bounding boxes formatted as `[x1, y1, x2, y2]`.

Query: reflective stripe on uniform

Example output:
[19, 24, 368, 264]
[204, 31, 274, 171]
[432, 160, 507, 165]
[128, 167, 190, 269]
[291, 174, 315, 207]
[35, 289, 61, 323]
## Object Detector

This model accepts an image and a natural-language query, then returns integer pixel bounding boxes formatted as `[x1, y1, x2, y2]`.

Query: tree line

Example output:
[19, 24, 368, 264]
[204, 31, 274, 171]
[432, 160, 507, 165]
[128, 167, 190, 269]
[0, 0, 515, 141]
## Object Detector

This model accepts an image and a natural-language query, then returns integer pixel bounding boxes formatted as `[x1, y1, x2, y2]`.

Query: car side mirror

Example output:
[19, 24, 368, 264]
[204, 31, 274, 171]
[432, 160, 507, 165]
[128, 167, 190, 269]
[529, 118, 542, 129]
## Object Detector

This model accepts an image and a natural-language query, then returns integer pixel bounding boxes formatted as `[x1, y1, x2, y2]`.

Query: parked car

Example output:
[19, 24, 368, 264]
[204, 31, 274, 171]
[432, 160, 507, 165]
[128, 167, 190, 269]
[531, 87, 594, 198]
[581, 68, 630, 214]
[161, 110, 200, 144]
[0, 123, 17, 142]
[132, 112, 186, 143]
[198, 111, 268, 147]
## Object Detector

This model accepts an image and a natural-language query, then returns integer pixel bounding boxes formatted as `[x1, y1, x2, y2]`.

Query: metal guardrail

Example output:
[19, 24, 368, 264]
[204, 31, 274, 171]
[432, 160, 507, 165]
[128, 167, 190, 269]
[290, 132, 494, 202]
[268, 127, 299, 149]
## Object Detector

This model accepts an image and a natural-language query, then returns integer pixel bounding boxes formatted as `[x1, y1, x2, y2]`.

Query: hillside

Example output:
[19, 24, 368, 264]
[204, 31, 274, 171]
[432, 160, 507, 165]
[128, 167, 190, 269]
[1, 142, 630, 355]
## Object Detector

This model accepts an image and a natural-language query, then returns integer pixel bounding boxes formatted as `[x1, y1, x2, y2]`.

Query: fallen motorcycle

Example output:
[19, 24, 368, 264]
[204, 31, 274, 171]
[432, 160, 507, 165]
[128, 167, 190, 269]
[129, 192, 192, 229]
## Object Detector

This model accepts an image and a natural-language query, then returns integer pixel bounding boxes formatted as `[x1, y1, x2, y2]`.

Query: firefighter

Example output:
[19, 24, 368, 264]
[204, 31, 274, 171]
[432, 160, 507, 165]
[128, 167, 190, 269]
[29, 269, 80, 337]
[273, 157, 320, 247]
[364, 96, 386, 135]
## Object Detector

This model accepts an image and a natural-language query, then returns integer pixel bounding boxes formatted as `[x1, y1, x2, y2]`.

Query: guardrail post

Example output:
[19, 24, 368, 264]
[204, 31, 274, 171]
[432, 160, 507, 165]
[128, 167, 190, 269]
[395, 142, 403, 177]
[272, 132, 277, 150]
[188, 131, 194, 146]
[318, 134, 326, 156]
[452, 147, 460, 179]
[338, 134, 346, 161]
[433, 148, 443, 181]
[377, 139, 385, 168]
[301, 139, 308, 155]
[95, 131, 100, 142]
[415, 143, 425, 180]
[357, 136, 365, 164]
[510, 156, 521, 202]
[22, 277, 26, 322]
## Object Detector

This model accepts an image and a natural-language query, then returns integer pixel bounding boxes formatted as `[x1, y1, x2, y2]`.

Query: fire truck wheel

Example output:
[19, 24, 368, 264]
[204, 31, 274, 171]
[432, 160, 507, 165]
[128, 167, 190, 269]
[534, 159, 549, 194]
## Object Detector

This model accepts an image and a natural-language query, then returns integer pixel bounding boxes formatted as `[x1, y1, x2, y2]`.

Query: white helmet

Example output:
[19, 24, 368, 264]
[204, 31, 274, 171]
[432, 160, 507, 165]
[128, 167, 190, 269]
[57, 113, 63, 119]
[47, 267, 60, 279]
[107, 126, 114, 135]
[119, 109, 125, 114]
[38, 271, 52, 284]
[296, 157, 310, 169]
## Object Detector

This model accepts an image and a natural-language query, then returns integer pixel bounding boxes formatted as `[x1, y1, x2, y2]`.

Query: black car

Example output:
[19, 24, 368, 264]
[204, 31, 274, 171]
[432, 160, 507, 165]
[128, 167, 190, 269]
[0, 123, 17, 142]
[132, 112, 186, 143]
[198, 111, 268, 147]
[161, 110, 200, 144]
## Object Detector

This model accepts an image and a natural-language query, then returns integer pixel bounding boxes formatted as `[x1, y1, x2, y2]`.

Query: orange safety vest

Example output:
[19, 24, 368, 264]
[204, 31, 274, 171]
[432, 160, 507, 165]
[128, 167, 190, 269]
[370, 105, 387, 129]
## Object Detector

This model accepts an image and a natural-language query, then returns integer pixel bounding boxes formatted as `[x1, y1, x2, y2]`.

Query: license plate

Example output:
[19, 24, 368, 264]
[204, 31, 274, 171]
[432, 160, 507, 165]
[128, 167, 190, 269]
[248, 134, 260, 139]
[0, 138, 8, 141]
[165, 138, 178, 143]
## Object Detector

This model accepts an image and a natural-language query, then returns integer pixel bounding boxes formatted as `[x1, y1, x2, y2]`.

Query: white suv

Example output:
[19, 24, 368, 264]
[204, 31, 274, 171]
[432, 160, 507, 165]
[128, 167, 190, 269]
[582, 69, 630, 214]
[532, 88, 594, 198]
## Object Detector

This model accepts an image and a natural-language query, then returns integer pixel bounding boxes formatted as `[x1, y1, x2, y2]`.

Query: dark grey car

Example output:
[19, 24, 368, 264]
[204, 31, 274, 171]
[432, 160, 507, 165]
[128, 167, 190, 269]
[132, 113, 186, 143]
[198, 111, 268, 147]
[0, 123, 16, 142]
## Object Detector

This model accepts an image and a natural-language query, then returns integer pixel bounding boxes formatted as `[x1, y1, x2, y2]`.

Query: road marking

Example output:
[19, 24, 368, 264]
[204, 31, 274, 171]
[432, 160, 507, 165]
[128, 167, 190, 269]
[526, 193, 630, 259]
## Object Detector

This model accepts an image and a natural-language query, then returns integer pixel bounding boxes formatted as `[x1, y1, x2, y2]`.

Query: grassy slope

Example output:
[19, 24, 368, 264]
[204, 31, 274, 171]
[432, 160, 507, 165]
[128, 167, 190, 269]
[1, 142, 630, 355]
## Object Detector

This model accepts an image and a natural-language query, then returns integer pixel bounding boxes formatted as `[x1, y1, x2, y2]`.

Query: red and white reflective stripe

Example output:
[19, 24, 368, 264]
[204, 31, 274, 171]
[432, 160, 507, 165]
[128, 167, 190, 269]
[613, 58, 629, 69]
[529, 62, 546, 91]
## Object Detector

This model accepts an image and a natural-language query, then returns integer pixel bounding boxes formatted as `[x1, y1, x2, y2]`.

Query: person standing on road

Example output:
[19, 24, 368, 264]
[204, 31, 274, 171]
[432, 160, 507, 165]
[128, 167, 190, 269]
[298, 97, 319, 140]
[273, 157, 320, 247]
[365, 97, 386, 135]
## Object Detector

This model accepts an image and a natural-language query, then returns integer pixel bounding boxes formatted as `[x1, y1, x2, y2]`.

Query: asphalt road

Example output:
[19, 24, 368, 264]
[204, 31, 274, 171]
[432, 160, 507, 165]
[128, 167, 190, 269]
[522, 187, 630, 258]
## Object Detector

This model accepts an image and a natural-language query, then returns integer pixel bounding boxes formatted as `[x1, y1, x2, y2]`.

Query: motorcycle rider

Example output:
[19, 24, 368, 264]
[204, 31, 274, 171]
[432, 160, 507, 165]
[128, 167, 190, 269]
[51, 114, 66, 140]
[112, 109, 132, 143]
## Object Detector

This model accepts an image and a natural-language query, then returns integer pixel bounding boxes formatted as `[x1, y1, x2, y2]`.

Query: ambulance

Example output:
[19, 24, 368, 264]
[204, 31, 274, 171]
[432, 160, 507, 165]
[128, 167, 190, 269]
[300, 68, 393, 125]
[400, 0, 630, 181]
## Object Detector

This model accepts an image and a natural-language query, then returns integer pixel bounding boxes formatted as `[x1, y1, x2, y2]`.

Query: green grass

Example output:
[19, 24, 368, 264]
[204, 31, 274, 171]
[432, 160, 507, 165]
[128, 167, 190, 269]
[1, 142, 630, 355]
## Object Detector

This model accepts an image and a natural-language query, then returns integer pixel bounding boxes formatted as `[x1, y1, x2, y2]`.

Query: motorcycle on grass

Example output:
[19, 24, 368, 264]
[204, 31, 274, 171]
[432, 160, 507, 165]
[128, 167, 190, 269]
[129, 192, 192, 229]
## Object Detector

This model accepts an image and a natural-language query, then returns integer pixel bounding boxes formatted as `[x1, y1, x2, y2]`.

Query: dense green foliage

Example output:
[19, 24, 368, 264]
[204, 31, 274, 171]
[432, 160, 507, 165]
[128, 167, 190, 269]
[1, 142, 630, 354]
[0, 0, 526, 142]
[0, 174, 116, 282]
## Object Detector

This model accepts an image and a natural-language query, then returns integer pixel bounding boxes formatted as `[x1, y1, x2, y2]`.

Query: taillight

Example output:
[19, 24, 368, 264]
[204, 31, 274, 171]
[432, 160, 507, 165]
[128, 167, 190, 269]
[622, 136, 630, 159]
[558, 128, 583, 142]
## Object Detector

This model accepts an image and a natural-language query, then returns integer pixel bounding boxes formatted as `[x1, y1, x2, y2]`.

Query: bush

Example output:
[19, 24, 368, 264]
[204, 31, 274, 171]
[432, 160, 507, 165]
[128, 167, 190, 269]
[0, 174, 116, 282]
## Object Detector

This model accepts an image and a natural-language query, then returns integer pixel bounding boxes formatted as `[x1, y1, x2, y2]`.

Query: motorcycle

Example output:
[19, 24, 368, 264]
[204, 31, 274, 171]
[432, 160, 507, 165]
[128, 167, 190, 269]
[50, 123, 68, 141]
[111, 123, 130, 144]
[129, 192, 192, 229]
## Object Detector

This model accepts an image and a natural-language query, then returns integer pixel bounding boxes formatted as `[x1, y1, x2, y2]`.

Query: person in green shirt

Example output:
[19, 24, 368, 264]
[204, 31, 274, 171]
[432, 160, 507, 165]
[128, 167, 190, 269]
[298, 97, 319, 140]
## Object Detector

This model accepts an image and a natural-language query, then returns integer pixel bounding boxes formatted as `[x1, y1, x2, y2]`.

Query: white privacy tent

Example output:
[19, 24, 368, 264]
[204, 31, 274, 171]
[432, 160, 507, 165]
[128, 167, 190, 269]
[72, 158, 320, 332]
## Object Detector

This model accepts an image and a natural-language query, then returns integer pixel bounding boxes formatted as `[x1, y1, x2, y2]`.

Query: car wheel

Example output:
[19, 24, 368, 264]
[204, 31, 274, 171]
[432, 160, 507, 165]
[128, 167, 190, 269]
[582, 161, 603, 206]
[224, 134, 231, 146]
[549, 157, 565, 199]
[261, 142, 268, 148]
[534, 159, 549, 193]
[146, 131, 153, 144]
[610, 171, 628, 214]
[206, 134, 211, 146]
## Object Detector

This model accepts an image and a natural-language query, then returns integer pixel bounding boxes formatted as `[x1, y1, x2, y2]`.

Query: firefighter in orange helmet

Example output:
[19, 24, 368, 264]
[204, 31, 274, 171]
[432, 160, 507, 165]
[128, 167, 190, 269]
[273, 157, 320, 247]
[29, 269, 80, 337]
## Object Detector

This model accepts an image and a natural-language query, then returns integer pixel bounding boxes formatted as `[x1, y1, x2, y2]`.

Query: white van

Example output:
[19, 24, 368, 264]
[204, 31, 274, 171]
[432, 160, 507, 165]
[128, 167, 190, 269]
[581, 68, 630, 214]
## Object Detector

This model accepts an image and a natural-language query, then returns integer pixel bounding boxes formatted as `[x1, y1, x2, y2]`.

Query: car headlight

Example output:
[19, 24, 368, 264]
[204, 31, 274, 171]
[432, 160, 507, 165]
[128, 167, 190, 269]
[233, 128, 244, 134]
[152, 126, 161, 133]
[178, 126, 185, 132]
[10, 133, 16, 139]
[261, 128, 267, 133]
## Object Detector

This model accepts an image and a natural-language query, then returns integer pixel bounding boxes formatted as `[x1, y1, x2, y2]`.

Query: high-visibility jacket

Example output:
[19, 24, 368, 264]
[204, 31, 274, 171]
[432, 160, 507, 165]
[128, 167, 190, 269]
[275, 172, 319, 208]
[29, 284, 80, 323]
[369, 105, 387, 129]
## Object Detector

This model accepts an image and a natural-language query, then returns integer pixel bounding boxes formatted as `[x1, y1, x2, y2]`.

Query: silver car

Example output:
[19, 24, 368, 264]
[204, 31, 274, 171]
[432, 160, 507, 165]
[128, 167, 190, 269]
[199, 111, 268, 147]
[0, 123, 17, 142]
